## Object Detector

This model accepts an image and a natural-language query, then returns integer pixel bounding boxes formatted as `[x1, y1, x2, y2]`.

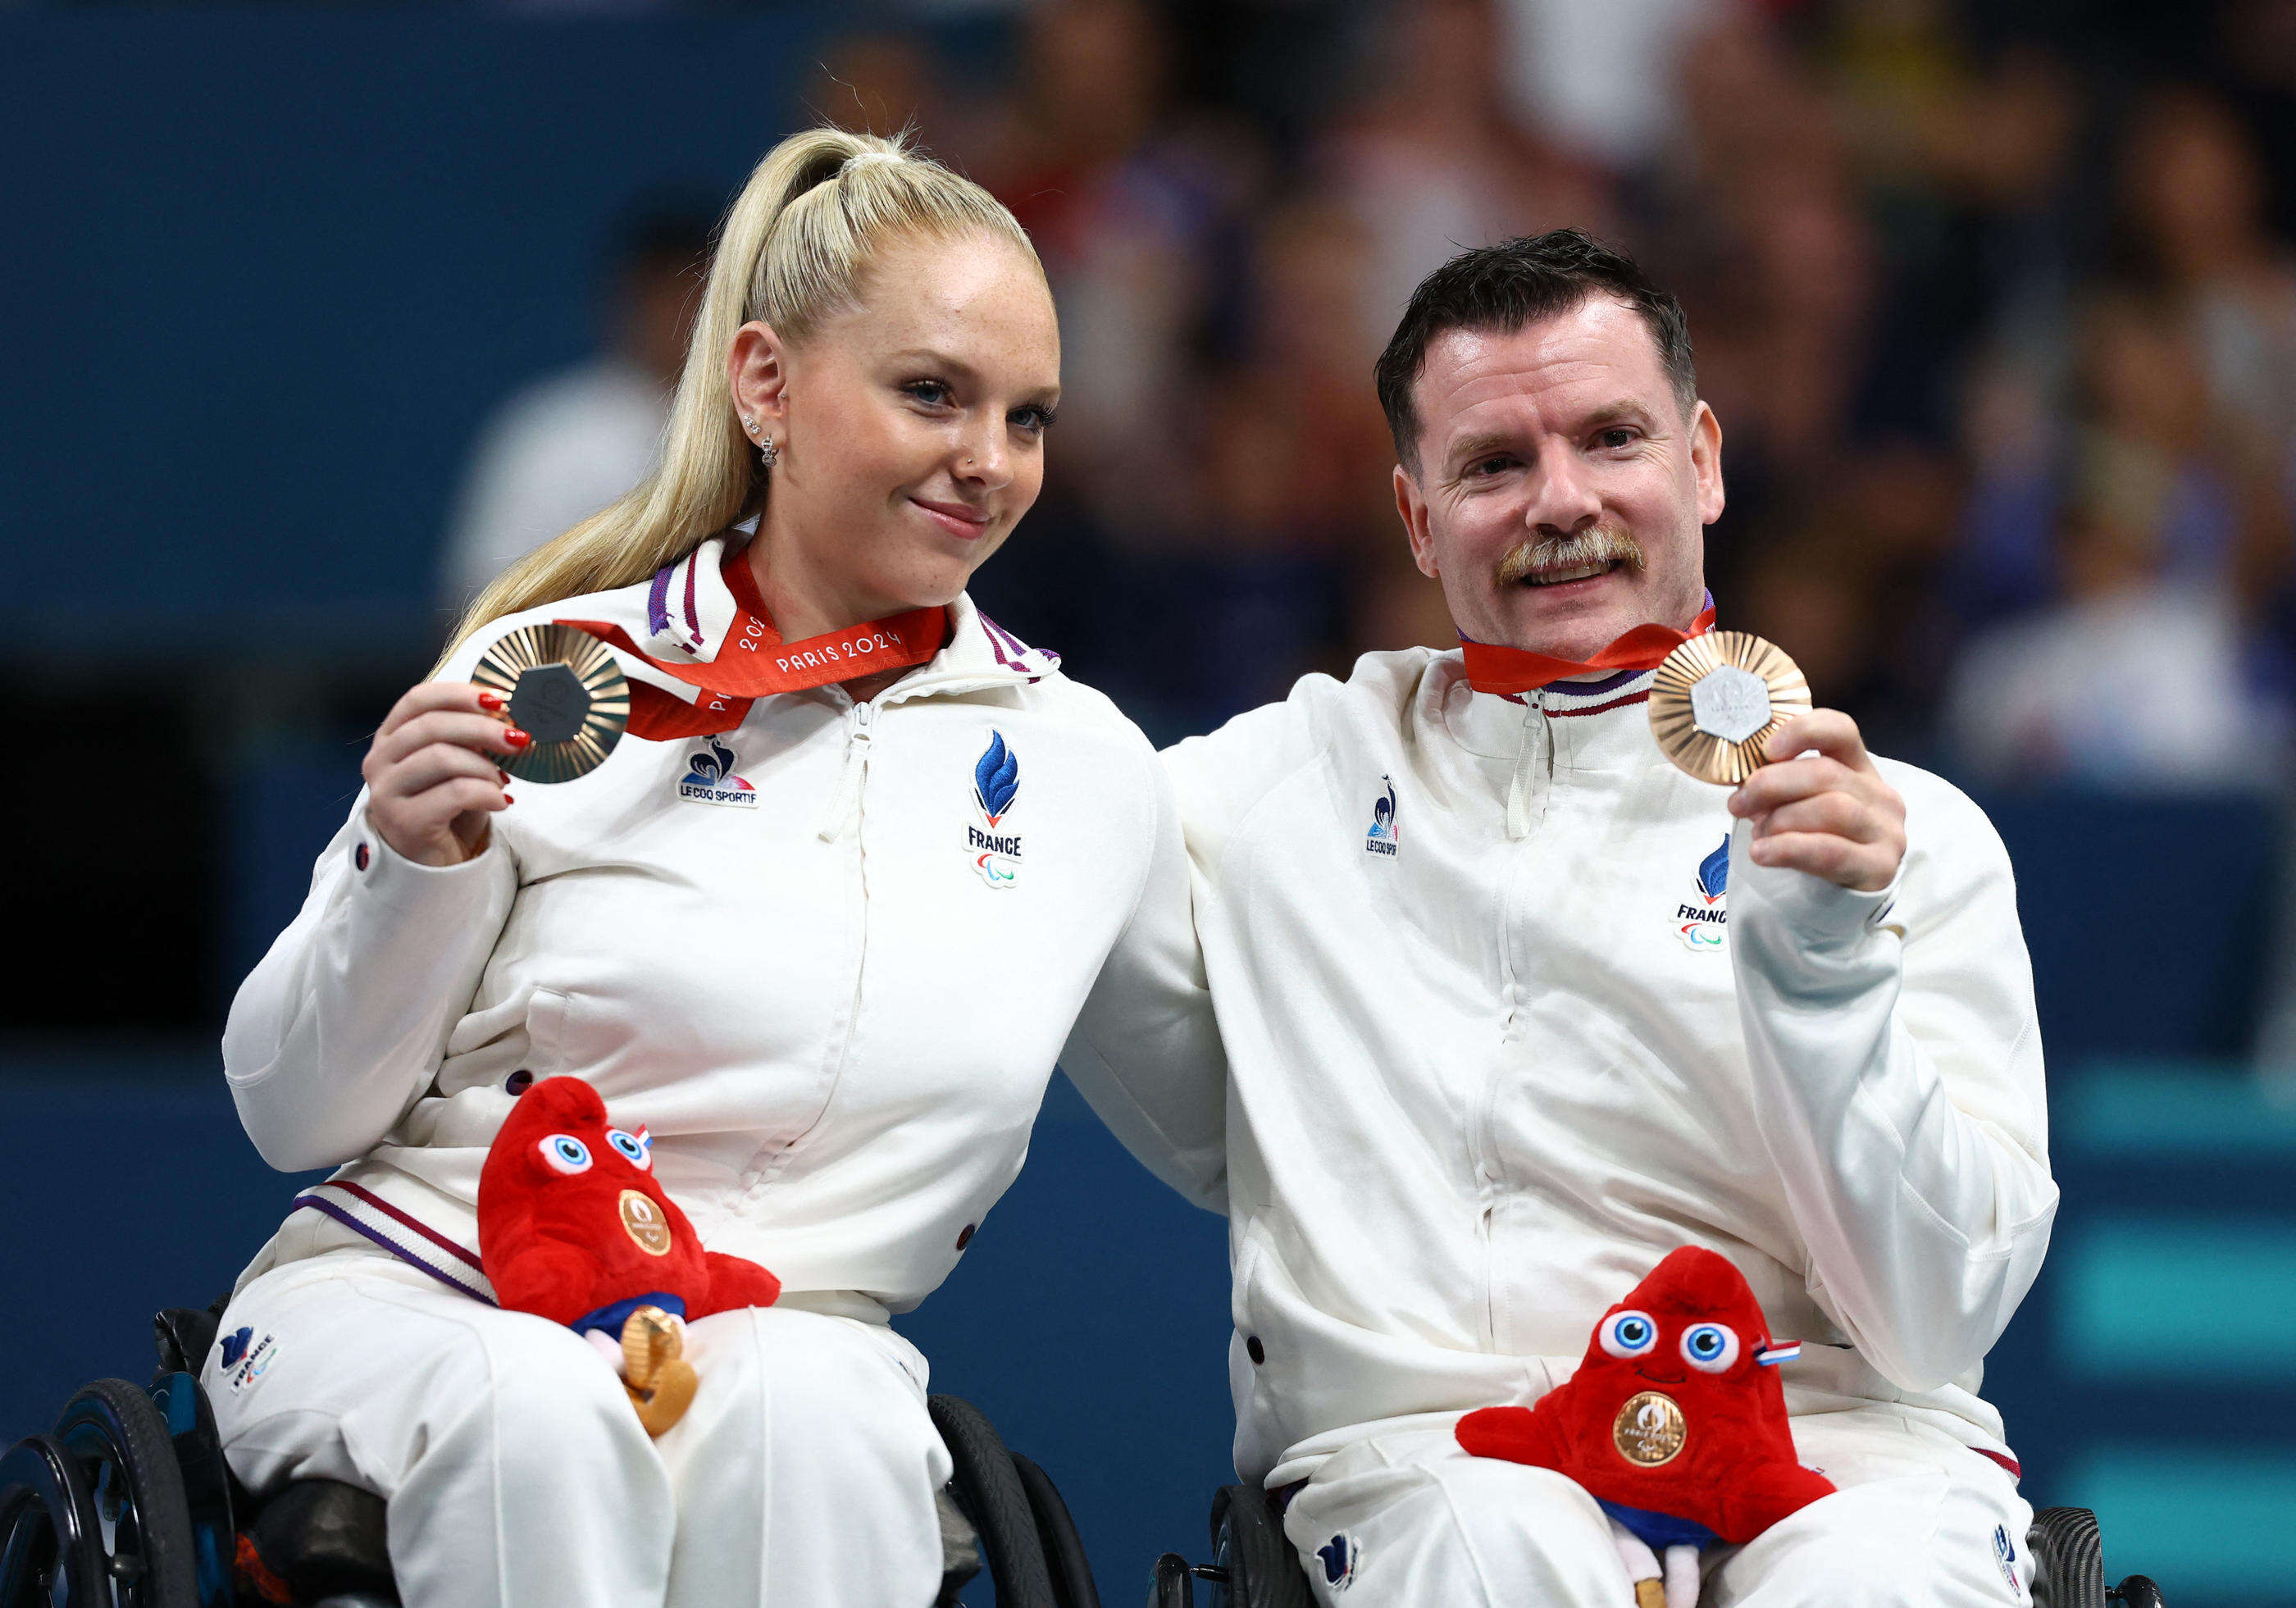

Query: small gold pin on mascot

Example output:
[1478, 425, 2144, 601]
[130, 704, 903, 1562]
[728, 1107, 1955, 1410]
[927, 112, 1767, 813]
[1457, 1246, 1835, 1607]
[478, 1077, 783, 1434]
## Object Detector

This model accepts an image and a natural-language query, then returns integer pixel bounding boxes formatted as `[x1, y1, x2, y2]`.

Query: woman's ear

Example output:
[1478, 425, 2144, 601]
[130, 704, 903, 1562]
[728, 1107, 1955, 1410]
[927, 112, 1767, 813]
[728, 321, 792, 431]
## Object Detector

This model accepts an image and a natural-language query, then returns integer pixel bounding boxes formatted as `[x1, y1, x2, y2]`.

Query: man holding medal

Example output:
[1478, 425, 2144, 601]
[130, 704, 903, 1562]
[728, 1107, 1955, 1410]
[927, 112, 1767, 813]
[1064, 230, 2056, 1605]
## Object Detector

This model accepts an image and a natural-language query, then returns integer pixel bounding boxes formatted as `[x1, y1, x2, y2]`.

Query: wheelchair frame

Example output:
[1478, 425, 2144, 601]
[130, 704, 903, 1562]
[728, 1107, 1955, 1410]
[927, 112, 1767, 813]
[0, 1300, 1100, 1608]
[1150, 1484, 2170, 1607]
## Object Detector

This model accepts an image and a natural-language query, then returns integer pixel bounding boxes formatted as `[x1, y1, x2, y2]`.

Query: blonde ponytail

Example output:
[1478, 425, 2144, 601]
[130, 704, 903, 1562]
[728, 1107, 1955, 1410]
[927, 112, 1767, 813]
[438, 126, 1040, 667]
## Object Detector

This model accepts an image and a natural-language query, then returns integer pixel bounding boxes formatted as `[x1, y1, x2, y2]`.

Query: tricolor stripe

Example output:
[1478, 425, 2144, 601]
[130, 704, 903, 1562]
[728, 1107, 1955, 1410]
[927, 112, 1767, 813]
[977, 612, 1058, 678]
[291, 1181, 497, 1305]
[1547, 690, 1652, 719]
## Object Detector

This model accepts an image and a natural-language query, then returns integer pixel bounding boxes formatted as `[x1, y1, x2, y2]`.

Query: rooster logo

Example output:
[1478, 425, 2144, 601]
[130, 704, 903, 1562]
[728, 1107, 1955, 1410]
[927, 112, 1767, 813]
[1365, 776, 1400, 856]
[677, 737, 755, 806]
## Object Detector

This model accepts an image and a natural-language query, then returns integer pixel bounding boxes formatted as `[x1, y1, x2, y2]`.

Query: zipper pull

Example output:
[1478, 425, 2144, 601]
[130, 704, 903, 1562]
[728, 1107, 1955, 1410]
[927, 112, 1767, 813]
[1506, 692, 1544, 840]
[816, 700, 877, 841]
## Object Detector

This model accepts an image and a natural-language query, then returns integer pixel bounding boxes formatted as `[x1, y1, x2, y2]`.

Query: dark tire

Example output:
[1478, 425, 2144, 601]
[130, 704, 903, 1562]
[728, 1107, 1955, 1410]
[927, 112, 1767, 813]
[1210, 1484, 1310, 1608]
[0, 1433, 108, 1606]
[1149, 1553, 1197, 1608]
[146, 1372, 235, 1608]
[2110, 1578, 2166, 1608]
[2029, 1507, 2105, 1608]
[54, 1379, 200, 1608]
[1010, 1452, 1099, 1608]
[929, 1396, 1055, 1608]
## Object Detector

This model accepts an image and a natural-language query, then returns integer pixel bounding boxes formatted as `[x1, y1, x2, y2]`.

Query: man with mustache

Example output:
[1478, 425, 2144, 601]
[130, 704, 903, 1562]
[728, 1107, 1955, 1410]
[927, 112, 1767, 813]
[1064, 231, 2054, 1605]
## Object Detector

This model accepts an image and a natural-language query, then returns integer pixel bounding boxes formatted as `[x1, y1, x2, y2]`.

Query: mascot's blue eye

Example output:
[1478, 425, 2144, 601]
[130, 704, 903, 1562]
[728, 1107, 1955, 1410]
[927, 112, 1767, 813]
[1599, 1310, 1659, 1359]
[1680, 1322, 1740, 1373]
[607, 1128, 650, 1169]
[540, 1134, 592, 1175]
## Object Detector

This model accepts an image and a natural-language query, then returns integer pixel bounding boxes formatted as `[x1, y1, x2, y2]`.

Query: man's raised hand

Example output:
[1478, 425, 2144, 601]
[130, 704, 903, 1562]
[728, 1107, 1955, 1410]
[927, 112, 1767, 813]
[1726, 709, 1906, 893]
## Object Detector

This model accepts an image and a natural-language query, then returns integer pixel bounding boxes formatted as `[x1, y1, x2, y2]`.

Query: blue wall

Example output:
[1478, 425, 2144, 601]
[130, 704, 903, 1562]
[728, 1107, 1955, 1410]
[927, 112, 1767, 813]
[0, 11, 831, 649]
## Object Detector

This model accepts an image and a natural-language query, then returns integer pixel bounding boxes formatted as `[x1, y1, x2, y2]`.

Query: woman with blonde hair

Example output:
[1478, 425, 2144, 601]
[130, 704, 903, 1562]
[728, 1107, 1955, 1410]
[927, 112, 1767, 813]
[211, 126, 1220, 1607]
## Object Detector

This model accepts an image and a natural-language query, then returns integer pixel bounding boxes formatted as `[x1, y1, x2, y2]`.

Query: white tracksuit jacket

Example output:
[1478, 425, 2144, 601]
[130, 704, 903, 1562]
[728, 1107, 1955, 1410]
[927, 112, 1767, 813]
[1062, 649, 2057, 1490]
[224, 535, 1219, 1318]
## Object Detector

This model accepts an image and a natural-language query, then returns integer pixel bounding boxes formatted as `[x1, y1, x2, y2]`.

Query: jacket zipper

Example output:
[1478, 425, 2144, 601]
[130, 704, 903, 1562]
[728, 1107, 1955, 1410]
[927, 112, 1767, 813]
[758, 698, 881, 1191]
[816, 699, 877, 841]
[1505, 690, 1552, 840]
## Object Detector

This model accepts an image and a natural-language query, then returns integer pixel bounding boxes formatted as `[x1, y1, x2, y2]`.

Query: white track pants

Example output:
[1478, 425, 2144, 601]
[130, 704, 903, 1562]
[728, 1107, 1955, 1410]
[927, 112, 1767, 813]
[1282, 1411, 2034, 1607]
[203, 1250, 950, 1608]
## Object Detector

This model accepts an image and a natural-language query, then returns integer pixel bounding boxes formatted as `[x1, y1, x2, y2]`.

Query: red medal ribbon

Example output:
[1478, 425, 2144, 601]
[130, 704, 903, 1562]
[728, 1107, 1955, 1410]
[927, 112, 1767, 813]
[559, 545, 950, 740]
[1459, 603, 1717, 695]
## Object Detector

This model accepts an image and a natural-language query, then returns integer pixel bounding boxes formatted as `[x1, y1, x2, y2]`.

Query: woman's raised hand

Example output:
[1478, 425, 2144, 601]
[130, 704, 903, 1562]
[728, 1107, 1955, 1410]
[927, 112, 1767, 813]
[361, 683, 529, 866]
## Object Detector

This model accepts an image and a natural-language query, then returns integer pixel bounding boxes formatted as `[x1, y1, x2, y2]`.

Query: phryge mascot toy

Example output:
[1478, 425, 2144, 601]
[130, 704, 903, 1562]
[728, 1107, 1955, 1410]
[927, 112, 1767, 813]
[1456, 1246, 1835, 1607]
[478, 1076, 783, 1434]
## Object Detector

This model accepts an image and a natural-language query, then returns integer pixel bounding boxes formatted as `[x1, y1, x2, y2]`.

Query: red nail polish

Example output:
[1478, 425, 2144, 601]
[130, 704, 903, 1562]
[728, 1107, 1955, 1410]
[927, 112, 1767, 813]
[503, 728, 531, 749]
[503, 792, 514, 806]
[477, 691, 505, 712]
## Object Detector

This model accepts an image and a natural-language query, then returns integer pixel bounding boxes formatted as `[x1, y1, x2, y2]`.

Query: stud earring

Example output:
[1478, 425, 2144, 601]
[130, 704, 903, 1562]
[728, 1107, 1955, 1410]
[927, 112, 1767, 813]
[742, 415, 757, 433]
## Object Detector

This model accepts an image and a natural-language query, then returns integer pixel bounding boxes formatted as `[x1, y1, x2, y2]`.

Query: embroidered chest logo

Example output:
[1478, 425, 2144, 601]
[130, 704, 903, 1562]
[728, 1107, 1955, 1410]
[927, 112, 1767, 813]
[1674, 834, 1729, 951]
[1318, 1533, 1360, 1592]
[1365, 777, 1399, 857]
[678, 736, 757, 808]
[217, 1325, 280, 1395]
[968, 731, 1023, 888]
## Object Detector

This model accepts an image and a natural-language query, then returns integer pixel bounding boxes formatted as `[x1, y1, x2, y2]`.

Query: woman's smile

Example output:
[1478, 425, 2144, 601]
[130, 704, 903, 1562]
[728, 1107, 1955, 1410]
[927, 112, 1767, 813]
[910, 495, 993, 541]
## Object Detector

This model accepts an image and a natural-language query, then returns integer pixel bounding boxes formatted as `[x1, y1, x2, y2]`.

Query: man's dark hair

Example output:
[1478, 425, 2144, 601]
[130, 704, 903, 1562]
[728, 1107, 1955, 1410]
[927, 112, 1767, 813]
[1374, 229, 1697, 471]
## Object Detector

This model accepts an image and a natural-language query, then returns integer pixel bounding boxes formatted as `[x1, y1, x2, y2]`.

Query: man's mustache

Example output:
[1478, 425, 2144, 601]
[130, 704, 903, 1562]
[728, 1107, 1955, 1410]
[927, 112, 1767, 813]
[1494, 527, 1647, 587]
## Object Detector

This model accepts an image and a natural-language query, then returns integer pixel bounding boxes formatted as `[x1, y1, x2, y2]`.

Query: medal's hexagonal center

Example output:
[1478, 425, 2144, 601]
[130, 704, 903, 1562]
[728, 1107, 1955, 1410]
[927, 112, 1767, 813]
[1689, 664, 1772, 745]
[510, 663, 591, 745]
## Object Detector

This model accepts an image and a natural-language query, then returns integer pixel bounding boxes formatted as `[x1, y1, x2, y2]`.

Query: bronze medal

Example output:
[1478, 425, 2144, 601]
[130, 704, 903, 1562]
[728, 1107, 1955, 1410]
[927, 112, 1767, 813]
[620, 1303, 682, 1389]
[472, 623, 630, 784]
[618, 1188, 673, 1257]
[1647, 631, 1811, 785]
[620, 1304, 697, 1436]
[1611, 1390, 1688, 1467]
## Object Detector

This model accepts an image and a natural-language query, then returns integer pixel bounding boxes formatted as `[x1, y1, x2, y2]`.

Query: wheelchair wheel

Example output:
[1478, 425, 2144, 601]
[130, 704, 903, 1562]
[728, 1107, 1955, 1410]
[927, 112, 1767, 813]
[0, 1433, 108, 1606]
[53, 1378, 201, 1608]
[928, 1396, 1055, 1608]
[1209, 1484, 1310, 1608]
[2029, 1506, 2105, 1608]
[146, 1373, 235, 1608]
[1010, 1451, 1099, 1608]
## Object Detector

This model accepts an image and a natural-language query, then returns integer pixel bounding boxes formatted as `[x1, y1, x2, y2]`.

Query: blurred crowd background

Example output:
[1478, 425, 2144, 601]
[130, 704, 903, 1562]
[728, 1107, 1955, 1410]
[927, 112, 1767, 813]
[6, 0, 2296, 1600]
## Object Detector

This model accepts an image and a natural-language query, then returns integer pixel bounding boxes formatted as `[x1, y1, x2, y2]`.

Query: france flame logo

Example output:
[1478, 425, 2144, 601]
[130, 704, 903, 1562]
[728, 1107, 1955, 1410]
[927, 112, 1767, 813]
[968, 731, 1024, 888]
[1674, 832, 1730, 950]
[975, 731, 1021, 827]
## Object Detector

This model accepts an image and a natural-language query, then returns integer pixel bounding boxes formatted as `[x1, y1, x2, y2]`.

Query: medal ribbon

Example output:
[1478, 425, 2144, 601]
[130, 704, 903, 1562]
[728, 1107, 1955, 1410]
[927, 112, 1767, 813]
[1459, 602, 1717, 695]
[558, 545, 950, 740]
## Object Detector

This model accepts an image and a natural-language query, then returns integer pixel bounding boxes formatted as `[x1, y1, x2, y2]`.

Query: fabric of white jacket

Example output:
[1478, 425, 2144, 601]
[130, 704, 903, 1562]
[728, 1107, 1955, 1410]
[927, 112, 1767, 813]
[1060, 649, 2057, 1489]
[224, 535, 1222, 1320]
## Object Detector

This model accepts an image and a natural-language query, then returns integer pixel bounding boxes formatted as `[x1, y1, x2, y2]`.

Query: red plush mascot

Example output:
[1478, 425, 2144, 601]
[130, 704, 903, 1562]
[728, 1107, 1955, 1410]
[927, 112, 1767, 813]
[1456, 1247, 1834, 1608]
[477, 1076, 782, 1435]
